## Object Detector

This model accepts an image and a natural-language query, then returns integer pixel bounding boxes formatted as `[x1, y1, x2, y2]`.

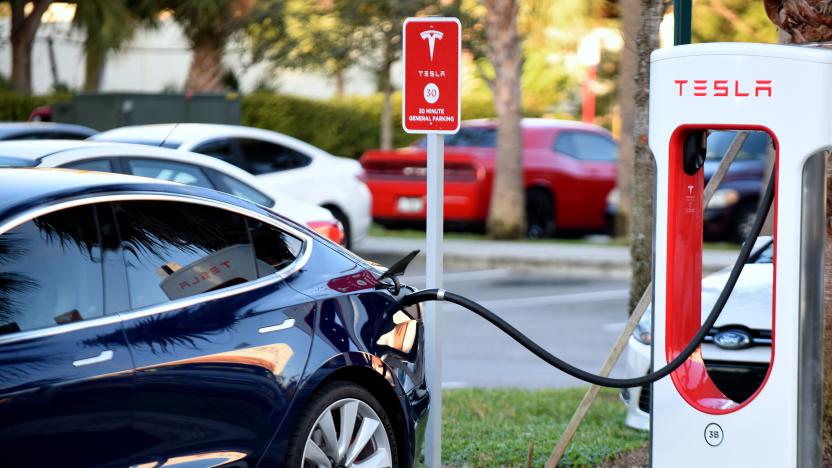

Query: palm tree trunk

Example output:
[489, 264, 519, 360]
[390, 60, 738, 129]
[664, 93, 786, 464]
[185, 38, 224, 92]
[334, 70, 346, 97]
[10, 0, 52, 94]
[484, 0, 525, 239]
[628, 0, 667, 312]
[380, 67, 393, 150]
[379, 43, 394, 150]
[615, 0, 639, 242]
[83, 48, 106, 93]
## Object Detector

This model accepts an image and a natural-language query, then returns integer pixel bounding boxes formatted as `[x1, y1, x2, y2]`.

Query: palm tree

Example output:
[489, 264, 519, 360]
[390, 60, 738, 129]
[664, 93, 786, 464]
[164, 0, 253, 92]
[6, 0, 53, 93]
[763, 0, 832, 461]
[483, 0, 525, 239]
[72, 0, 159, 92]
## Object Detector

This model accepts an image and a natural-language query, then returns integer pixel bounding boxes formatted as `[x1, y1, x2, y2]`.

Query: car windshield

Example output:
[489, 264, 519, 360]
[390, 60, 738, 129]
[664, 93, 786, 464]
[0, 156, 35, 167]
[706, 131, 772, 162]
[414, 127, 497, 148]
[752, 241, 774, 264]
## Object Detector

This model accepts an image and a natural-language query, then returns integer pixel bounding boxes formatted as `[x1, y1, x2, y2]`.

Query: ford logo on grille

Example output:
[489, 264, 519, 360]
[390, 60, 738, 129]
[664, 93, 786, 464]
[713, 329, 752, 350]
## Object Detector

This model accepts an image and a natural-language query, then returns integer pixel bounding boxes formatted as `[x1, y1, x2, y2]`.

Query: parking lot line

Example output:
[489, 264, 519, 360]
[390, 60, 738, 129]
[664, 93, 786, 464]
[468, 289, 629, 309]
[404, 268, 511, 284]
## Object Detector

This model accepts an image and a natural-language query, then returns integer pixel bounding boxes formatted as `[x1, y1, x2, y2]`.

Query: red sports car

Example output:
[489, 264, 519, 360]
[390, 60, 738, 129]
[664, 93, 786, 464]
[360, 118, 618, 237]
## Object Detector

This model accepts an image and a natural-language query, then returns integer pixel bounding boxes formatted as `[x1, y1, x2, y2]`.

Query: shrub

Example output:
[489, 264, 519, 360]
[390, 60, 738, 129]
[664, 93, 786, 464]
[0, 92, 70, 122]
[242, 92, 532, 159]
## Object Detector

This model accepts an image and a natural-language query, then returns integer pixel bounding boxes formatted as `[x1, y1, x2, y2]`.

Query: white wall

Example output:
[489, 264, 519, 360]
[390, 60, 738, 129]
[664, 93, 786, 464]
[0, 17, 399, 97]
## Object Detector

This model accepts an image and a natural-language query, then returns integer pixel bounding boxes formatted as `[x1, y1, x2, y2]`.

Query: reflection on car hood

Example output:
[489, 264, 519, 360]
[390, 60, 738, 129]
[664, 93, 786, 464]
[700, 263, 771, 331]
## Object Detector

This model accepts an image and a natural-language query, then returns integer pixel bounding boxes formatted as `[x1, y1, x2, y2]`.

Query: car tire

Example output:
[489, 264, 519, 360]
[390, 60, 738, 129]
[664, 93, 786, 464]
[326, 205, 352, 249]
[284, 381, 399, 468]
[732, 202, 757, 243]
[526, 189, 556, 239]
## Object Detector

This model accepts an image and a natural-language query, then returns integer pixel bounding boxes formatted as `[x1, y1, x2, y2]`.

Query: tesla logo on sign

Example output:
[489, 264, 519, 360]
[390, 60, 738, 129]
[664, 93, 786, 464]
[420, 30, 443, 60]
[674, 79, 772, 97]
[402, 17, 461, 134]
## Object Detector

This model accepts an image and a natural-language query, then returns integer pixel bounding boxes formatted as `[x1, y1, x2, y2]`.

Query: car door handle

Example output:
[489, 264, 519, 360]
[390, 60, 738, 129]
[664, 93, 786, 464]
[259, 318, 295, 334]
[72, 350, 114, 367]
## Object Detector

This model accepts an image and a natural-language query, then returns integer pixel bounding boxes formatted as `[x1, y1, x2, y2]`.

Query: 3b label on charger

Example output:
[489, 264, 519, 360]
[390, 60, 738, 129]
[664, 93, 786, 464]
[704, 423, 724, 447]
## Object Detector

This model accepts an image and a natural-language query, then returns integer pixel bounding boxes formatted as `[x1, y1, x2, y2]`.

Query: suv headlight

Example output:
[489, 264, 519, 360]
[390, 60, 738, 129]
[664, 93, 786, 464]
[706, 188, 739, 209]
[633, 309, 652, 345]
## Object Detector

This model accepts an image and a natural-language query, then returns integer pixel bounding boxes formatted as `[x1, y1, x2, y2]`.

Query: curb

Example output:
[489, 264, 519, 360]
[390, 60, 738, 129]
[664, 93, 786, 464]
[354, 237, 738, 278]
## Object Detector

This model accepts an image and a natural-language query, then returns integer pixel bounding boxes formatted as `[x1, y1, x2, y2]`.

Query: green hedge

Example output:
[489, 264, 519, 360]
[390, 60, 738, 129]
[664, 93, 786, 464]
[2, 91, 537, 159]
[242, 92, 502, 159]
[0, 92, 70, 121]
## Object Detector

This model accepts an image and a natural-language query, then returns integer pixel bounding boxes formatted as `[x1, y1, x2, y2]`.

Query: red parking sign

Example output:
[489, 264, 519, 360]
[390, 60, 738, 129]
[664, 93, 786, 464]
[402, 17, 461, 134]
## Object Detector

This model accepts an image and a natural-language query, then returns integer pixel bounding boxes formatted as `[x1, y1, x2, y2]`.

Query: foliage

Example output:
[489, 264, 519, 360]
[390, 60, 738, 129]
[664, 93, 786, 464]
[72, 0, 160, 91]
[163, 0, 239, 45]
[246, 0, 438, 99]
[448, 0, 620, 121]
[72, 0, 157, 57]
[693, 0, 778, 44]
[0, 92, 68, 121]
[440, 387, 648, 467]
[247, 0, 360, 93]
[241, 92, 502, 159]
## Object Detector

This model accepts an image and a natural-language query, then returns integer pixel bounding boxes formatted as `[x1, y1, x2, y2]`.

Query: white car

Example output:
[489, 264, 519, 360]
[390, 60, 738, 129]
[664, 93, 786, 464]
[91, 124, 372, 248]
[0, 140, 346, 245]
[620, 237, 773, 430]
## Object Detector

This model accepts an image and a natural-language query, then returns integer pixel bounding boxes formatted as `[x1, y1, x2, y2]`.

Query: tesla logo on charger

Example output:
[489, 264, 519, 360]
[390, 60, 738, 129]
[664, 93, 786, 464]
[420, 30, 443, 60]
[674, 79, 772, 97]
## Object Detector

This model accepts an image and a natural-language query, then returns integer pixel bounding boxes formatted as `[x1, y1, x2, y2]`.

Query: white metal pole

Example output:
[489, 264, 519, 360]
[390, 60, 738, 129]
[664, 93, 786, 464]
[424, 132, 444, 467]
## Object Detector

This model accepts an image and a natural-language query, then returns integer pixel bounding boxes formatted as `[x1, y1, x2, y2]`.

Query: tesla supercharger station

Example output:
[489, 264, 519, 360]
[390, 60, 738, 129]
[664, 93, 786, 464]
[650, 43, 828, 467]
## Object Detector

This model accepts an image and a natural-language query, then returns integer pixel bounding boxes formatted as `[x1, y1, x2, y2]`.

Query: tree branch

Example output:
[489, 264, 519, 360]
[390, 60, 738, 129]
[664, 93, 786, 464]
[475, 59, 496, 93]
[706, 0, 754, 36]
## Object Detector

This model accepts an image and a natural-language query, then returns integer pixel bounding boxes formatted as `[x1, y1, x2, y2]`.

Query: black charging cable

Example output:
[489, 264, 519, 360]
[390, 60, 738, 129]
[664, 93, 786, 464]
[401, 173, 775, 388]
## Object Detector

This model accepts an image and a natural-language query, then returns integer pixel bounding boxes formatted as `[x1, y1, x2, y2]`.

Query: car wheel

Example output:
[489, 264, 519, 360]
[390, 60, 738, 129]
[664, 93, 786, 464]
[525, 189, 556, 239]
[326, 206, 352, 249]
[285, 381, 398, 468]
[732, 202, 757, 243]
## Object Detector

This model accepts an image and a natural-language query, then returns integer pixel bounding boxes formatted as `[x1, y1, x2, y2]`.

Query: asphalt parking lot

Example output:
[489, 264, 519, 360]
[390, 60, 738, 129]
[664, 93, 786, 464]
[401, 266, 632, 388]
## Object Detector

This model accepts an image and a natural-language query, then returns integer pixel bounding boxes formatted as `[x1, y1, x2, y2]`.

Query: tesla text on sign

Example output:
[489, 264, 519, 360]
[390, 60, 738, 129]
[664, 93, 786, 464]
[402, 17, 461, 134]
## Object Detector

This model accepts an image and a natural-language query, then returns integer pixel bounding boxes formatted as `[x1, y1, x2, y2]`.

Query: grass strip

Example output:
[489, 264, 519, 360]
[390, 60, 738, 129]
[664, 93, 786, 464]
[438, 387, 648, 467]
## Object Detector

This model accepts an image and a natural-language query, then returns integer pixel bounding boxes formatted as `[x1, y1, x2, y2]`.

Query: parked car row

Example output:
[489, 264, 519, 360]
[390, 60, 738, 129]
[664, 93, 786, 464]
[0, 168, 427, 467]
[0, 140, 348, 247]
[0, 122, 372, 249]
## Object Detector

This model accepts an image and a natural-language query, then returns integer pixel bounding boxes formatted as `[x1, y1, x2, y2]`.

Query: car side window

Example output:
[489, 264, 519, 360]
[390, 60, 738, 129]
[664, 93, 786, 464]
[62, 159, 113, 173]
[0, 205, 104, 336]
[49, 132, 90, 140]
[192, 138, 240, 165]
[112, 200, 301, 309]
[237, 138, 312, 175]
[249, 219, 303, 277]
[215, 173, 273, 207]
[126, 159, 214, 189]
[554, 131, 618, 161]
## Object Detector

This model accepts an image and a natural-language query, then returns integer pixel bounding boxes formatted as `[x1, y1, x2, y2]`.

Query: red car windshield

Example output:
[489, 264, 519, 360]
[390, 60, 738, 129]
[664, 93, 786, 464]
[414, 127, 496, 148]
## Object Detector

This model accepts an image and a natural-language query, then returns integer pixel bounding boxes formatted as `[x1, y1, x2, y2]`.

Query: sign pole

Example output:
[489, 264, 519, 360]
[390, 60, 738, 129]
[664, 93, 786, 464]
[424, 132, 444, 467]
[401, 16, 459, 467]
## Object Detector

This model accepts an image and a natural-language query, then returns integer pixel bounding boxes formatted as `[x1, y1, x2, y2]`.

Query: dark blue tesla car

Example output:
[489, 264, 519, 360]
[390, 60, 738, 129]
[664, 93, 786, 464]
[0, 169, 427, 467]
